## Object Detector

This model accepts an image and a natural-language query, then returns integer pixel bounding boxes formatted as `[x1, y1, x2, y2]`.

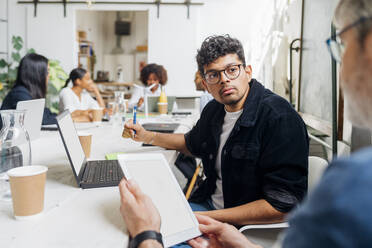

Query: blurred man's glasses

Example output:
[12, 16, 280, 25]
[326, 16, 372, 63]
[204, 64, 243, 85]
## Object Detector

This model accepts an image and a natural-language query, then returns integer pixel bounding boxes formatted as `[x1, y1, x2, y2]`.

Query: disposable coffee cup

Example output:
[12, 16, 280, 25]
[78, 132, 92, 158]
[7, 165, 48, 220]
[92, 108, 103, 123]
[158, 102, 168, 115]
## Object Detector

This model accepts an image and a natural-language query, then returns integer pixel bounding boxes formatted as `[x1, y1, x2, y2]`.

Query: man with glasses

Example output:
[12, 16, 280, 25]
[124, 35, 309, 226]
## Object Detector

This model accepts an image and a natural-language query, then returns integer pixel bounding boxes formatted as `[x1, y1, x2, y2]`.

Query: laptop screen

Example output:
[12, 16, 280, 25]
[16, 98, 45, 141]
[56, 111, 85, 178]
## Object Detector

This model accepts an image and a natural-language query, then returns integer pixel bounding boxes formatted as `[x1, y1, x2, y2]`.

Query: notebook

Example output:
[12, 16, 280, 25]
[118, 153, 201, 247]
[56, 110, 124, 189]
[16, 98, 45, 140]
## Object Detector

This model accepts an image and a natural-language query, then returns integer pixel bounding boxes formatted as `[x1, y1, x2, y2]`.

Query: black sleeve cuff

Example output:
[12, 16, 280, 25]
[184, 131, 195, 156]
[264, 188, 300, 213]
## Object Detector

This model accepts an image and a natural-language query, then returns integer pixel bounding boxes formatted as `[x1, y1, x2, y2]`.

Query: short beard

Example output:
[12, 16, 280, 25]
[342, 56, 372, 129]
[219, 84, 250, 108]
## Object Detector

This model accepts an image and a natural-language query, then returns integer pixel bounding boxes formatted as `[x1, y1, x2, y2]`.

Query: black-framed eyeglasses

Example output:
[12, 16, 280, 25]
[204, 64, 243, 85]
[326, 16, 372, 63]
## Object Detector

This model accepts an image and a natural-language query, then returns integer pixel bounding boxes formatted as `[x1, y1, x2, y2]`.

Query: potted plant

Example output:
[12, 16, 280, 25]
[0, 36, 67, 112]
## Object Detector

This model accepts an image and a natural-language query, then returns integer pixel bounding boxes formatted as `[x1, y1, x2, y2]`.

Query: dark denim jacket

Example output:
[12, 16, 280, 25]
[185, 79, 309, 212]
[0, 85, 57, 127]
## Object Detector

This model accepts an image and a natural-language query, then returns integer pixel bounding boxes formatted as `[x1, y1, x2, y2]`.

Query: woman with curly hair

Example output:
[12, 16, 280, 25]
[128, 63, 168, 110]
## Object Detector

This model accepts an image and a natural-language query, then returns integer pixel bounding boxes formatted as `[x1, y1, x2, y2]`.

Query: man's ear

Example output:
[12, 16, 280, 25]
[202, 79, 211, 93]
[244, 65, 253, 81]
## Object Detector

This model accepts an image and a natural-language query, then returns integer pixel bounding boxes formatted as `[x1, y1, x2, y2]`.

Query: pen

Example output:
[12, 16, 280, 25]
[133, 106, 137, 135]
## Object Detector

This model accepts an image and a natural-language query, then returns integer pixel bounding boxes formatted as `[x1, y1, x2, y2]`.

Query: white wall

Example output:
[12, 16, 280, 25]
[26, 5, 76, 74]
[148, 5, 199, 96]
[5, 0, 276, 97]
[0, 1, 8, 60]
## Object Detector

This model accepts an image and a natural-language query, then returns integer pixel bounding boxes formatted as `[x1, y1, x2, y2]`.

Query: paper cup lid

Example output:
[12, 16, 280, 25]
[77, 131, 92, 136]
[157, 102, 168, 105]
[7, 165, 48, 177]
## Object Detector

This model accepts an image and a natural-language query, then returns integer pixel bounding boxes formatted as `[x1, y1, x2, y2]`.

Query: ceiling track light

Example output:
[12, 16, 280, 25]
[18, 1, 203, 18]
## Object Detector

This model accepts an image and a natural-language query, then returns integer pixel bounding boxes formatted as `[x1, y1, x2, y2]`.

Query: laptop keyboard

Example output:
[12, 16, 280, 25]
[82, 160, 124, 184]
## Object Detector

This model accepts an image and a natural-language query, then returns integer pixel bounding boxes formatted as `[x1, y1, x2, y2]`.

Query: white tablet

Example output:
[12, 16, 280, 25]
[118, 153, 201, 247]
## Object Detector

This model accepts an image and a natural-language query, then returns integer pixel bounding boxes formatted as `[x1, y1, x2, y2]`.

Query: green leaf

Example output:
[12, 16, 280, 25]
[7, 68, 17, 86]
[0, 73, 7, 82]
[12, 36, 23, 51]
[14, 43, 22, 51]
[51, 102, 60, 114]
[27, 48, 36, 54]
[48, 83, 58, 94]
[0, 59, 7, 68]
[11, 52, 21, 62]
[16, 36, 23, 44]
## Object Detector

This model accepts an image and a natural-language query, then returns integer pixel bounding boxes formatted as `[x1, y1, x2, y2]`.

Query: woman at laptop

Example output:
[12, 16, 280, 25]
[59, 68, 105, 122]
[0, 53, 57, 127]
[128, 63, 168, 111]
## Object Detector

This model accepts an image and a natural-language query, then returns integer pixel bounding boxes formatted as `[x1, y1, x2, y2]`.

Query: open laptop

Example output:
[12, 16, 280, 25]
[16, 99, 45, 140]
[56, 110, 124, 189]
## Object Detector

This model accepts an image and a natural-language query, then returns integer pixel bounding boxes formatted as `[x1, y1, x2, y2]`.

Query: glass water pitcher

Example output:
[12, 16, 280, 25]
[0, 110, 32, 201]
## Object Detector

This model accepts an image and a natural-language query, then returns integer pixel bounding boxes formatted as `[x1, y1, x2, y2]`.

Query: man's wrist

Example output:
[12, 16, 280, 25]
[129, 230, 163, 248]
[138, 240, 163, 248]
[145, 131, 157, 145]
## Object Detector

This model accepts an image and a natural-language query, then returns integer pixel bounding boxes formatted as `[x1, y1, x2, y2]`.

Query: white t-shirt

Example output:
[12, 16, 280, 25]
[59, 87, 99, 113]
[211, 108, 243, 209]
[128, 86, 161, 111]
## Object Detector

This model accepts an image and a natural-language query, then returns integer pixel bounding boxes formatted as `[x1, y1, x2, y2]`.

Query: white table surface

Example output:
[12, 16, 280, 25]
[0, 115, 197, 248]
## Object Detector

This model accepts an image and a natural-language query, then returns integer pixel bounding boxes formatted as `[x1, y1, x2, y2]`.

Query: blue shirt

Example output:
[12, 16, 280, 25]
[283, 147, 372, 247]
[199, 91, 213, 113]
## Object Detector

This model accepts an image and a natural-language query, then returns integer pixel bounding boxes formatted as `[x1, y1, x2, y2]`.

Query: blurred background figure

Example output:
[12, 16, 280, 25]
[128, 63, 168, 111]
[194, 71, 213, 113]
[59, 68, 105, 122]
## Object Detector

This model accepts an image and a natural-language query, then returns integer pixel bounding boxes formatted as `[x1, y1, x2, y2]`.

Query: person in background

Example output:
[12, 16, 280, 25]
[120, 0, 372, 247]
[128, 63, 168, 111]
[59, 68, 105, 122]
[0, 53, 57, 127]
[194, 71, 213, 113]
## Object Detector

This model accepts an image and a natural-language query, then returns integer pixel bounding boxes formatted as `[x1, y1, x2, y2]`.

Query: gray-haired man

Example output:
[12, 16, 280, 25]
[283, 0, 372, 246]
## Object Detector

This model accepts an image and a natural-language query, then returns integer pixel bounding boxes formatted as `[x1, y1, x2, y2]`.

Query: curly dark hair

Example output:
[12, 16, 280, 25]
[140, 63, 168, 86]
[196, 35, 246, 77]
